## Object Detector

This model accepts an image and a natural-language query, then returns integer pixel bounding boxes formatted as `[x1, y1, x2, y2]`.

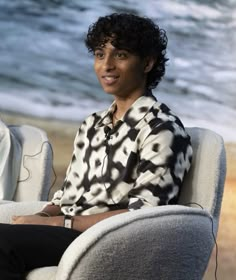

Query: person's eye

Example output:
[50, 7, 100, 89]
[94, 51, 104, 59]
[116, 52, 128, 59]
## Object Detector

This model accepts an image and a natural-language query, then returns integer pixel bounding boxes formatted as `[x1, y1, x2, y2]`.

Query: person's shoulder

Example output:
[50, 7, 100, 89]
[152, 101, 177, 121]
[153, 101, 172, 115]
[88, 108, 107, 121]
[80, 109, 107, 127]
[151, 101, 187, 132]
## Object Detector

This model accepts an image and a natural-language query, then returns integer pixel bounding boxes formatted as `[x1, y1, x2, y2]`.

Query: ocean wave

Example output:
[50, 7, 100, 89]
[1, 90, 236, 142]
[0, 0, 235, 142]
[0, 91, 108, 121]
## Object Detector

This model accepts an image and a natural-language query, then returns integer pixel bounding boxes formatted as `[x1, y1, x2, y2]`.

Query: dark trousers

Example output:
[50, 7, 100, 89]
[0, 223, 81, 280]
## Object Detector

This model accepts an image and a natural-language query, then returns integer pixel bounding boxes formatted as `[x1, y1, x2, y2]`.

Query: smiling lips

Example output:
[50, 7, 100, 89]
[102, 75, 119, 85]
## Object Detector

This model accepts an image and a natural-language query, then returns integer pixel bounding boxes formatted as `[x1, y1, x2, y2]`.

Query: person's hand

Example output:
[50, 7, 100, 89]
[11, 215, 49, 225]
[11, 215, 63, 227]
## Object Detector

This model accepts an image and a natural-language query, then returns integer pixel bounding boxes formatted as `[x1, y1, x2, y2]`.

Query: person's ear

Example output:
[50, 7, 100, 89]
[144, 57, 156, 73]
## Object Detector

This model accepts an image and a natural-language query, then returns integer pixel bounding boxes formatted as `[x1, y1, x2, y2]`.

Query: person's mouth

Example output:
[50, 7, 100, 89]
[102, 75, 119, 85]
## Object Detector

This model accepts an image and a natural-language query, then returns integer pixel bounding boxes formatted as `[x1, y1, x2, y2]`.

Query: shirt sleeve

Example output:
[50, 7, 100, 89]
[128, 122, 193, 211]
[49, 129, 81, 206]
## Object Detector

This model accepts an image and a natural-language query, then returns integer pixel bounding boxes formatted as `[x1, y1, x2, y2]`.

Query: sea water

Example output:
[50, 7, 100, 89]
[0, 0, 235, 141]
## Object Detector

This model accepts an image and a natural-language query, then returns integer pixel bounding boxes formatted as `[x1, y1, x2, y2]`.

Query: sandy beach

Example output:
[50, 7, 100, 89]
[1, 112, 236, 279]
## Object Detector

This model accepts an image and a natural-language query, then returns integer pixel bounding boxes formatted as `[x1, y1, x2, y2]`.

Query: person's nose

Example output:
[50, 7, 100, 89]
[103, 54, 115, 71]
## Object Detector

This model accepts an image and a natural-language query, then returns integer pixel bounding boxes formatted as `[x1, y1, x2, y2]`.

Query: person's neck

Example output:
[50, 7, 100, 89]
[113, 91, 145, 120]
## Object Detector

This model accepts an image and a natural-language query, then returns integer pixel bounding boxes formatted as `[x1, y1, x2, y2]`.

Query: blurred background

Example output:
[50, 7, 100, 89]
[0, 0, 235, 278]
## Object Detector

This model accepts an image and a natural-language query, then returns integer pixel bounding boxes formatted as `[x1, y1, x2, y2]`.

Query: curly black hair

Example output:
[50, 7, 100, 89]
[85, 13, 168, 90]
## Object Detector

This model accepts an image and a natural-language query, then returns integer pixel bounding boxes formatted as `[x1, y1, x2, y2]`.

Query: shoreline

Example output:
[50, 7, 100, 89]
[1, 110, 236, 178]
[1, 111, 236, 279]
[0, 111, 80, 136]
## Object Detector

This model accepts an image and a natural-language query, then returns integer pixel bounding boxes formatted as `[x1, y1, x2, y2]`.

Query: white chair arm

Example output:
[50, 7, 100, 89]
[0, 201, 46, 224]
[56, 205, 215, 280]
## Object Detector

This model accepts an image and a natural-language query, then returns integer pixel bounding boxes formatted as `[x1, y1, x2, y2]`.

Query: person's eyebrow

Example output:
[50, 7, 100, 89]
[94, 46, 104, 51]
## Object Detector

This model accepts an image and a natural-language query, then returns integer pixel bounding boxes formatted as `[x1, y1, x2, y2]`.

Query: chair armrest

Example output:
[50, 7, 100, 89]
[0, 201, 46, 224]
[57, 205, 215, 280]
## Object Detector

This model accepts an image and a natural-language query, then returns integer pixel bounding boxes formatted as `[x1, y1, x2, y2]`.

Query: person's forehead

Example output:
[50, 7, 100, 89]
[95, 36, 132, 51]
[95, 41, 116, 50]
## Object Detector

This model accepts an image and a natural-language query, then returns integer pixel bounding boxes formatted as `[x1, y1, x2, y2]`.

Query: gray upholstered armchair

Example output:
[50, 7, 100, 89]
[0, 127, 226, 280]
[0, 124, 52, 203]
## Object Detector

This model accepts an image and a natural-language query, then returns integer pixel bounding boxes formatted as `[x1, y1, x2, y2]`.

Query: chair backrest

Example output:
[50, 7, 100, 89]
[0, 120, 22, 200]
[178, 127, 226, 224]
[9, 125, 53, 201]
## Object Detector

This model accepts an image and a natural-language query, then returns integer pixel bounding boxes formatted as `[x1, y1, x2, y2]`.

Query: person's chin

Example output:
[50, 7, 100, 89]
[101, 85, 118, 96]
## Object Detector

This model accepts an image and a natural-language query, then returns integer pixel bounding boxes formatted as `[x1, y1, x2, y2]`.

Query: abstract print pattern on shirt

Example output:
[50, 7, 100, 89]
[51, 94, 193, 215]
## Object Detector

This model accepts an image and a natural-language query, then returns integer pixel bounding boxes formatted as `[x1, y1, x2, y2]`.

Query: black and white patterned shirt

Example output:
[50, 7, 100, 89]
[51, 94, 193, 215]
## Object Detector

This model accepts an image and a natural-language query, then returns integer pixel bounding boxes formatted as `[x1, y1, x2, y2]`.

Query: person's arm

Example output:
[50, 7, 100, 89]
[36, 204, 62, 216]
[12, 209, 128, 232]
[48, 127, 85, 209]
[127, 124, 192, 211]
[71, 209, 128, 232]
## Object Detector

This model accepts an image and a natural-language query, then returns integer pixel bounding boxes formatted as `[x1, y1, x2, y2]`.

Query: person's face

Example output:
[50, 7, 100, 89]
[94, 41, 151, 100]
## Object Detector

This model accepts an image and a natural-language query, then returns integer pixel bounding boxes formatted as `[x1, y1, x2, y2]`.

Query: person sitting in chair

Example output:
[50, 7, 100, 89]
[0, 13, 192, 279]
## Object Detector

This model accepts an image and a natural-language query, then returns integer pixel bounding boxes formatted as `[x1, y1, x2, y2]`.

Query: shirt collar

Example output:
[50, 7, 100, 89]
[96, 92, 157, 129]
